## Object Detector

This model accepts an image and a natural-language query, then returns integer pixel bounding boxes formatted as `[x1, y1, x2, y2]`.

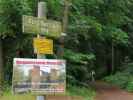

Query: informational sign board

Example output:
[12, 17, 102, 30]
[23, 15, 62, 38]
[33, 38, 53, 54]
[12, 58, 66, 94]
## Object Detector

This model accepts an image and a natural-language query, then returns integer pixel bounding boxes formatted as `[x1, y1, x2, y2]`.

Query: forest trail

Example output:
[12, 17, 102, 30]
[93, 81, 133, 100]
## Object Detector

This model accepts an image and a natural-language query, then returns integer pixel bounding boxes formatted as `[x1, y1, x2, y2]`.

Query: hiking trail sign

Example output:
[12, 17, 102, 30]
[12, 58, 66, 94]
[23, 15, 62, 38]
[33, 38, 53, 54]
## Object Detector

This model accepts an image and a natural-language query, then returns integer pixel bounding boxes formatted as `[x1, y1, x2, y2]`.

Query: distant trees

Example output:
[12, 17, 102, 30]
[1, 0, 133, 86]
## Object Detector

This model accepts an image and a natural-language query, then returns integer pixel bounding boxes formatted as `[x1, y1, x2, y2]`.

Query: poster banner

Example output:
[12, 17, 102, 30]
[12, 58, 66, 94]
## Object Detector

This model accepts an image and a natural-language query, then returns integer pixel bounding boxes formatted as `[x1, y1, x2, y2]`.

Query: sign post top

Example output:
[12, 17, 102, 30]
[38, 2, 47, 19]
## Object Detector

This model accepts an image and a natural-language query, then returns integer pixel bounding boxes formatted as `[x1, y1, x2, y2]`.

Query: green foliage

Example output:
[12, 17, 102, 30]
[104, 63, 133, 92]
[1, 0, 133, 91]
[64, 49, 95, 64]
[0, 0, 21, 37]
[126, 80, 133, 92]
[21, 0, 36, 15]
[0, 0, 36, 38]
[64, 49, 95, 85]
[104, 72, 132, 89]
[0, 85, 96, 100]
[47, 0, 63, 20]
[67, 85, 96, 100]
[1, 92, 35, 100]
[3, 35, 34, 84]
[102, 26, 129, 45]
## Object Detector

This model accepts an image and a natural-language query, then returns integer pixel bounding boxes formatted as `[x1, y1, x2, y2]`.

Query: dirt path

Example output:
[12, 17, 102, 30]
[93, 81, 133, 100]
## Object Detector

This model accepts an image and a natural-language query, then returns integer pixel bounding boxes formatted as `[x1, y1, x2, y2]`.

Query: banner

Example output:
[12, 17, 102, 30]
[12, 58, 66, 94]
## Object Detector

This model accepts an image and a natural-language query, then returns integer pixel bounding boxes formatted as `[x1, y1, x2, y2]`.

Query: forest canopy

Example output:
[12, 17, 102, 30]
[0, 0, 133, 86]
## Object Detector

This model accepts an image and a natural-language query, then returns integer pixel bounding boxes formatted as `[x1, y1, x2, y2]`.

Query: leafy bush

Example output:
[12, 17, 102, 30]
[104, 72, 132, 89]
[104, 63, 133, 92]
[64, 49, 95, 85]
[64, 49, 95, 64]
[126, 80, 133, 92]
[67, 85, 96, 100]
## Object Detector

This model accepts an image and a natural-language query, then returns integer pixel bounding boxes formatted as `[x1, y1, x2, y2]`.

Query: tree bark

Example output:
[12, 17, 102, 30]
[63, 0, 70, 32]
[0, 39, 3, 90]
[112, 42, 114, 74]
[56, 0, 70, 58]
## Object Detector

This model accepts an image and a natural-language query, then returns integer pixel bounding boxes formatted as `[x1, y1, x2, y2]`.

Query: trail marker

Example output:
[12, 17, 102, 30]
[23, 15, 62, 38]
[33, 38, 53, 54]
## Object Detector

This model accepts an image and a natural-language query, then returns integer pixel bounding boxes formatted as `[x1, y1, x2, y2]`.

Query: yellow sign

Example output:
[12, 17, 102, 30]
[33, 38, 53, 54]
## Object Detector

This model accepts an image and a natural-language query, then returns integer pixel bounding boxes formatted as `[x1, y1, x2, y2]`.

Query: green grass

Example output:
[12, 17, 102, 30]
[67, 85, 96, 100]
[0, 85, 96, 100]
[104, 72, 133, 92]
[0, 93, 35, 100]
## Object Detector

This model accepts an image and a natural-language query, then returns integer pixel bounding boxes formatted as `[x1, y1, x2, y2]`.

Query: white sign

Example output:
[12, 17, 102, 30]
[12, 58, 66, 94]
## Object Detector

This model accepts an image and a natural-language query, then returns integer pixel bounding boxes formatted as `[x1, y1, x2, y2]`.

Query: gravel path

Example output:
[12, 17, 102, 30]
[94, 81, 133, 100]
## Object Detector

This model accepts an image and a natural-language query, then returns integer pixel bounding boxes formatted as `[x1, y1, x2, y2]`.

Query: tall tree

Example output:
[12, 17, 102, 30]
[0, 39, 3, 87]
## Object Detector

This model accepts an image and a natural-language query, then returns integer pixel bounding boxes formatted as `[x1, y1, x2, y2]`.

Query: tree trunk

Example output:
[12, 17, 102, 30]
[0, 39, 3, 91]
[63, 0, 70, 32]
[112, 42, 114, 74]
[57, 0, 70, 58]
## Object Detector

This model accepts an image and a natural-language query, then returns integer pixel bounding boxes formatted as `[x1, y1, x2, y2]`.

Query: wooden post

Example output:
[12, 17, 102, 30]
[36, 1, 47, 100]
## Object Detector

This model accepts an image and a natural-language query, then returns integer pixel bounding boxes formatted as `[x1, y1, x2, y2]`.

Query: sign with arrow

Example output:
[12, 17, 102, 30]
[23, 15, 62, 38]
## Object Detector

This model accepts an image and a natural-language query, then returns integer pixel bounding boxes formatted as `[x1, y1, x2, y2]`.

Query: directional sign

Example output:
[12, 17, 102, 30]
[40, 20, 62, 38]
[23, 15, 62, 38]
[33, 38, 53, 54]
[23, 15, 40, 34]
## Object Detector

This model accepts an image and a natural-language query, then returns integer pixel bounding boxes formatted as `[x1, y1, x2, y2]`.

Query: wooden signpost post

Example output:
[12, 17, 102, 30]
[22, 1, 64, 100]
[37, 2, 47, 100]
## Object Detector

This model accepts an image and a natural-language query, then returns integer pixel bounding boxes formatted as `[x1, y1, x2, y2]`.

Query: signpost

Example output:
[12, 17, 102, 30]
[37, 2, 47, 100]
[33, 38, 53, 54]
[18, 1, 65, 100]
[23, 15, 62, 38]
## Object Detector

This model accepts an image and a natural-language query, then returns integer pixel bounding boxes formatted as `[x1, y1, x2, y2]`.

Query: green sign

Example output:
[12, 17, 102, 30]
[23, 15, 40, 34]
[23, 15, 62, 38]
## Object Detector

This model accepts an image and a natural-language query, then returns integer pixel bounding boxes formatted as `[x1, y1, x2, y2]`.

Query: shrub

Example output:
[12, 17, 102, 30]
[126, 80, 133, 92]
[64, 49, 96, 85]
[67, 85, 96, 100]
[104, 72, 131, 89]
[104, 62, 133, 92]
